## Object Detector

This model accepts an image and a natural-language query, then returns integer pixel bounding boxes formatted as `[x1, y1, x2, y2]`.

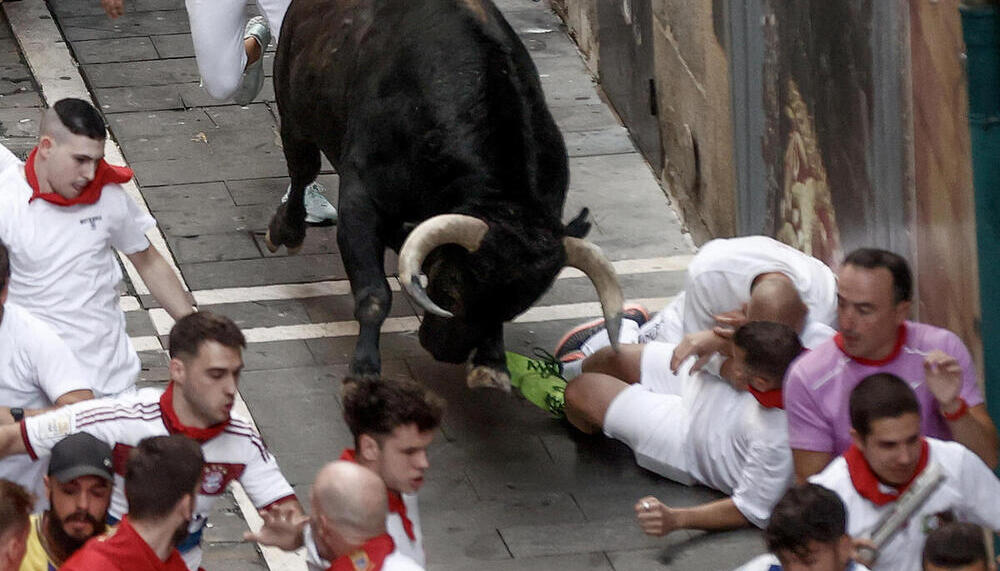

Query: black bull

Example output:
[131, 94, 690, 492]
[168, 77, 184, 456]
[265, 0, 624, 388]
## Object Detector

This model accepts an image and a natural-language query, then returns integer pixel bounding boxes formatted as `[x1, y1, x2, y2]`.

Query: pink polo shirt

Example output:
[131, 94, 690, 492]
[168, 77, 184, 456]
[785, 321, 983, 455]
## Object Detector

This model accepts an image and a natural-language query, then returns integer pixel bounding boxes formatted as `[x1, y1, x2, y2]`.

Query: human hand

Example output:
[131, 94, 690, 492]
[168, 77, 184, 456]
[851, 537, 878, 568]
[924, 350, 963, 411]
[101, 0, 125, 19]
[243, 503, 309, 550]
[711, 304, 749, 339]
[634, 496, 682, 537]
[670, 330, 728, 373]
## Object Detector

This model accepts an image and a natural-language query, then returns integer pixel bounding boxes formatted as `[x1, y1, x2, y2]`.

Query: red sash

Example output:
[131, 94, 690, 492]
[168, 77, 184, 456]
[159, 383, 229, 442]
[328, 534, 394, 571]
[25, 146, 132, 206]
[835, 324, 907, 366]
[747, 386, 783, 409]
[844, 438, 929, 506]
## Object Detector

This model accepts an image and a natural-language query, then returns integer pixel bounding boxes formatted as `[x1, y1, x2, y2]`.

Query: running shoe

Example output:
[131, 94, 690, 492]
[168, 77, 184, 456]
[506, 349, 566, 417]
[553, 303, 650, 362]
[233, 16, 270, 106]
[281, 181, 338, 225]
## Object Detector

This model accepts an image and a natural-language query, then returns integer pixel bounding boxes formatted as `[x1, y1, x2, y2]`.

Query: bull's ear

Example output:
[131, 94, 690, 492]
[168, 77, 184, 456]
[564, 207, 591, 239]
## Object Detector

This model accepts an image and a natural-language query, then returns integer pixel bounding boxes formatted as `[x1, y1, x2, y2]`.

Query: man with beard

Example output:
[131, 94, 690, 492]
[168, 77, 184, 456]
[61, 435, 204, 570]
[0, 312, 300, 570]
[20, 433, 113, 571]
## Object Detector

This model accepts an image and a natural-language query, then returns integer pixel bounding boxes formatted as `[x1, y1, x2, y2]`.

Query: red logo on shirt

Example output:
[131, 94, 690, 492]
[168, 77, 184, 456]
[111, 444, 244, 495]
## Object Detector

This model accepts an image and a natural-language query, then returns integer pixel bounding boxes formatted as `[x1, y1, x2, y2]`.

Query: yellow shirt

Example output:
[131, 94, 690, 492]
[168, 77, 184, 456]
[19, 514, 115, 571]
[19, 514, 56, 571]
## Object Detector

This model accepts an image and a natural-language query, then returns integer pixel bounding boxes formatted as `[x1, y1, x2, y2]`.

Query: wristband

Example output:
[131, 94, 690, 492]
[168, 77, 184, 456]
[9, 407, 24, 423]
[942, 398, 969, 421]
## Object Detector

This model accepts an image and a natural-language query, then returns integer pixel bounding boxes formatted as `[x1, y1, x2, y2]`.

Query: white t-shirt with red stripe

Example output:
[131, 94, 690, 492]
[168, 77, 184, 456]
[19, 387, 295, 569]
[0, 163, 155, 397]
[0, 301, 92, 505]
[809, 438, 1000, 571]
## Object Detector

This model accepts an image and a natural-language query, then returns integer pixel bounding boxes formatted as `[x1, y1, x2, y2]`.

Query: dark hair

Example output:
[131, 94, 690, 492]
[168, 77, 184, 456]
[849, 373, 921, 437]
[0, 238, 8, 290]
[125, 435, 204, 520]
[0, 479, 32, 539]
[923, 522, 989, 568]
[53, 98, 106, 141]
[168, 311, 246, 359]
[843, 248, 913, 303]
[342, 377, 445, 446]
[733, 321, 803, 384]
[765, 484, 847, 561]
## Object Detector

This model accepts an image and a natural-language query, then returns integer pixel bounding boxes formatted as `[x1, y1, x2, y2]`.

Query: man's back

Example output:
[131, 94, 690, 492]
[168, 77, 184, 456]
[785, 321, 983, 456]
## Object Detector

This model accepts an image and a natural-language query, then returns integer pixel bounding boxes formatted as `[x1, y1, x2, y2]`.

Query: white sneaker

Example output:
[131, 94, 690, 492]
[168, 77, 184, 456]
[232, 17, 270, 105]
[282, 182, 337, 224]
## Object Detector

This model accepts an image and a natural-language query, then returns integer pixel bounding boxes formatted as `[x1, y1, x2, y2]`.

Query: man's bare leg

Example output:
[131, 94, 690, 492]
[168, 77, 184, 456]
[564, 373, 630, 434]
[580, 344, 645, 385]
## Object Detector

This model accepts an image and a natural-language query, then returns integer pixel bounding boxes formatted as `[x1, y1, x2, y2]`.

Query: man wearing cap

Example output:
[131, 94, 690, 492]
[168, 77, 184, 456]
[19, 433, 114, 571]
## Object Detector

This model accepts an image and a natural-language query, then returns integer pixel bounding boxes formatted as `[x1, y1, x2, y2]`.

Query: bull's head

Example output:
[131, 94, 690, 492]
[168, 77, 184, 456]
[398, 212, 624, 388]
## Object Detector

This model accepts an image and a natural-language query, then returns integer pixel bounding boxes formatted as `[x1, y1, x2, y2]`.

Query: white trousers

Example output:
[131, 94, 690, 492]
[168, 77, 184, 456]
[184, 0, 291, 100]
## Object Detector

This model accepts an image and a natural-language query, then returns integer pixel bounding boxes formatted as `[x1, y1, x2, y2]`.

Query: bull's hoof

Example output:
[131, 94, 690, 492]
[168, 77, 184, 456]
[466, 365, 511, 392]
[264, 229, 280, 253]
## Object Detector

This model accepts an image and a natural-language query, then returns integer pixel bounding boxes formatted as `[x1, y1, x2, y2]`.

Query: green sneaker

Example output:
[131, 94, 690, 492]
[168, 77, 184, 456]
[506, 349, 567, 417]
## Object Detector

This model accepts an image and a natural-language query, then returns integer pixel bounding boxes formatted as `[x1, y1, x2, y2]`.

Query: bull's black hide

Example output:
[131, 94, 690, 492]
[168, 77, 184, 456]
[266, 0, 621, 388]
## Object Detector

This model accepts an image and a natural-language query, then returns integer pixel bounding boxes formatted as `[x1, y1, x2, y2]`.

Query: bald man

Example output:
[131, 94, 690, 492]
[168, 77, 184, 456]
[255, 461, 423, 571]
[556, 236, 836, 381]
[0, 98, 193, 398]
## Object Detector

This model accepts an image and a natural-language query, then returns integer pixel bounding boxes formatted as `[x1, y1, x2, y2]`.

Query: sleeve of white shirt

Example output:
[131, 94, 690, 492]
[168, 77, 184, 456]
[682, 272, 736, 335]
[24, 314, 94, 401]
[236, 433, 297, 509]
[108, 187, 155, 254]
[955, 445, 1000, 530]
[731, 439, 794, 528]
[21, 398, 125, 459]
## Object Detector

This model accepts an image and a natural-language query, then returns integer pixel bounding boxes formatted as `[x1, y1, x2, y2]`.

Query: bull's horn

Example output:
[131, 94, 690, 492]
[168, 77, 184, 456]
[398, 214, 490, 318]
[563, 237, 625, 351]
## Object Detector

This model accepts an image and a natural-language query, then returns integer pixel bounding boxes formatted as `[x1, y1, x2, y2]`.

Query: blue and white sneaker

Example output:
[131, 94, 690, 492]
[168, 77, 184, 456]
[233, 16, 270, 106]
[282, 182, 338, 225]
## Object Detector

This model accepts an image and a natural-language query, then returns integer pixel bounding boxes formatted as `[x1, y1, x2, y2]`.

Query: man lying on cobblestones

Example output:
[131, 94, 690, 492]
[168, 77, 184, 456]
[554, 236, 837, 380]
[20, 433, 115, 571]
[0, 238, 94, 505]
[0, 98, 194, 398]
[567, 321, 800, 533]
[0, 311, 302, 570]
[248, 377, 444, 569]
[61, 435, 205, 571]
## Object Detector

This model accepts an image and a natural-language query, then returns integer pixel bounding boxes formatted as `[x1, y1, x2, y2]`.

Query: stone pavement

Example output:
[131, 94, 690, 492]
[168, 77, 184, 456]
[2, 0, 769, 568]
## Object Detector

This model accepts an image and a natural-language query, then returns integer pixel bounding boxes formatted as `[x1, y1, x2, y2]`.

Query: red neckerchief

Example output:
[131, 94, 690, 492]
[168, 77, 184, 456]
[159, 382, 229, 443]
[747, 386, 783, 409]
[844, 438, 929, 506]
[328, 533, 394, 571]
[25, 147, 133, 207]
[340, 449, 416, 541]
[835, 324, 907, 366]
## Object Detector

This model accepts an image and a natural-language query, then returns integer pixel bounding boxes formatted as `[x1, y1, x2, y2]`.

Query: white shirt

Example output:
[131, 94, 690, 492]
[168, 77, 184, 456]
[21, 388, 296, 570]
[735, 553, 871, 571]
[305, 492, 425, 569]
[384, 550, 424, 570]
[810, 438, 1000, 571]
[0, 144, 18, 171]
[682, 236, 838, 335]
[680, 367, 794, 527]
[0, 302, 91, 503]
[0, 163, 155, 397]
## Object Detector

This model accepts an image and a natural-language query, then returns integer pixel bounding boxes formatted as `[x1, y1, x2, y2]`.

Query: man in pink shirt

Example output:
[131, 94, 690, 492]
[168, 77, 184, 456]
[785, 248, 998, 482]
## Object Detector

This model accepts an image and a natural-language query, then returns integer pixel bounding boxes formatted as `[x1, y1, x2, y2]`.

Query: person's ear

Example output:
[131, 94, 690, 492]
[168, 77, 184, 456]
[748, 374, 774, 392]
[43, 475, 52, 496]
[894, 299, 912, 324]
[836, 534, 853, 562]
[38, 135, 55, 157]
[849, 428, 864, 450]
[169, 357, 187, 387]
[358, 434, 380, 463]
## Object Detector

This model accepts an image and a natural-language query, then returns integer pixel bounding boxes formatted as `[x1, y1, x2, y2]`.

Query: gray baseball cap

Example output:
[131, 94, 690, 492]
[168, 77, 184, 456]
[48, 433, 114, 483]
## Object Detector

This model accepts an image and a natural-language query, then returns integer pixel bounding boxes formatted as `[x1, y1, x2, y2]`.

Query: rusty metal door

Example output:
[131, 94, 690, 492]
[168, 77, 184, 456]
[597, 0, 662, 172]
